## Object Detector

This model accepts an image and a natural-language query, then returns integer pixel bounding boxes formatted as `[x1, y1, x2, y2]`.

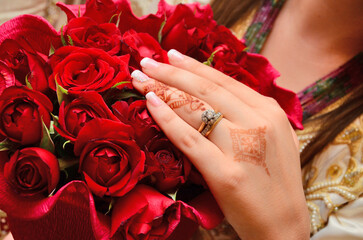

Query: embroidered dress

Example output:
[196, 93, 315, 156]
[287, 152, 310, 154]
[194, 0, 363, 239]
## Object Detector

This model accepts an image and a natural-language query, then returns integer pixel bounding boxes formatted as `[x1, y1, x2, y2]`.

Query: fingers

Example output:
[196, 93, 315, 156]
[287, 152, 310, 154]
[132, 70, 233, 151]
[138, 57, 248, 122]
[144, 91, 225, 176]
[166, 49, 265, 107]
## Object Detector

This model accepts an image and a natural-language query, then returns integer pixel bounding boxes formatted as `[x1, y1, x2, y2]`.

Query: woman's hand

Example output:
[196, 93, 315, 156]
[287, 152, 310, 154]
[131, 49, 310, 240]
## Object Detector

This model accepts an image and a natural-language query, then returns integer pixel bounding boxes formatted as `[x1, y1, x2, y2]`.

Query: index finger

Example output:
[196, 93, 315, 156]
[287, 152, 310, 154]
[166, 49, 266, 107]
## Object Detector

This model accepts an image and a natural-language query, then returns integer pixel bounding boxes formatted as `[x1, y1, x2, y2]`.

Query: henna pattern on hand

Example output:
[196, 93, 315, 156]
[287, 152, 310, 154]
[143, 81, 205, 112]
[230, 127, 270, 176]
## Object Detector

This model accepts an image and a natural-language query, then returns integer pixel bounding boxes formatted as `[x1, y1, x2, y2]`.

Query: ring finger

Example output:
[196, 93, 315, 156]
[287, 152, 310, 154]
[131, 70, 233, 151]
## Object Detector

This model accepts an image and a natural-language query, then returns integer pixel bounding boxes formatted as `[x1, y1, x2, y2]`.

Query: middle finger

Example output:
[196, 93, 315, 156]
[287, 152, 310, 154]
[139, 57, 249, 122]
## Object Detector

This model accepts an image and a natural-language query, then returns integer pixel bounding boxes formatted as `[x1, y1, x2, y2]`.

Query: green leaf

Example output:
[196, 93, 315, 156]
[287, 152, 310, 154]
[40, 119, 55, 153]
[50, 113, 59, 128]
[105, 198, 115, 215]
[167, 189, 178, 201]
[49, 44, 55, 56]
[78, 5, 81, 18]
[55, 75, 69, 105]
[58, 158, 78, 171]
[62, 140, 71, 150]
[25, 73, 33, 90]
[111, 81, 131, 89]
[158, 15, 167, 43]
[109, 12, 122, 27]
[60, 26, 67, 46]
[115, 91, 144, 100]
[109, 13, 118, 23]
[115, 11, 122, 28]
[203, 49, 220, 66]
[0, 139, 16, 152]
[67, 35, 74, 46]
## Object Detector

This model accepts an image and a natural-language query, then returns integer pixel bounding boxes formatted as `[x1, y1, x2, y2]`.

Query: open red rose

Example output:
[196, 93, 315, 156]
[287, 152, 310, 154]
[55, 91, 119, 142]
[64, 17, 122, 55]
[48, 46, 131, 93]
[74, 118, 145, 197]
[0, 86, 52, 145]
[112, 100, 160, 146]
[4, 147, 60, 197]
[145, 136, 191, 193]
[0, 61, 16, 94]
[111, 185, 224, 240]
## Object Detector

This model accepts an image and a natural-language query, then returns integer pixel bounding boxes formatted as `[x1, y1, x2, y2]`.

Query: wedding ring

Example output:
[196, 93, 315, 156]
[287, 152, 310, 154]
[198, 110, 223, 137]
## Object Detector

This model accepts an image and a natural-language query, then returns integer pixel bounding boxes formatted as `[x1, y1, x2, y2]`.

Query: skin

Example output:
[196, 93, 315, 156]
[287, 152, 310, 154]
[5, 1, 363, 239]
[131, 52, 310, 240]
[262, 0, 363, 92]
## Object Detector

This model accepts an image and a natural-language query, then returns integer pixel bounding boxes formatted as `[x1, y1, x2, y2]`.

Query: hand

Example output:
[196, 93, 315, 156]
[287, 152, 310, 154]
[131, 49, 310, 240]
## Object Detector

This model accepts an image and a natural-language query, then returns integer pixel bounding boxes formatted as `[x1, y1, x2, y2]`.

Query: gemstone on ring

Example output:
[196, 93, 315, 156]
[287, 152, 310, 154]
[198, 110, 223, 137]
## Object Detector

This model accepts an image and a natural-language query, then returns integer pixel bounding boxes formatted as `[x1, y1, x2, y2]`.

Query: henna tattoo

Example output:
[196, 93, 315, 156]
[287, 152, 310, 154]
[143, 81, 205, 111]
[230, 127, 270, 176]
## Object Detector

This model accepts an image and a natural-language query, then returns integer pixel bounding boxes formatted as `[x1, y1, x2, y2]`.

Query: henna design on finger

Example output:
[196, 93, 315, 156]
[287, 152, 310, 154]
[230, 127, 270, 176]
[143, 81, 206, 112]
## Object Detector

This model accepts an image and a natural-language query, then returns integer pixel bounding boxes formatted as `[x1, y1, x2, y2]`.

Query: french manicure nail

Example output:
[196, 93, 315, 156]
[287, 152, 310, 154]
[168, 49, 184, 61]
[131, 70, 149, 82]
[146, 92, 163, 107]
[140, 58, 159, 69]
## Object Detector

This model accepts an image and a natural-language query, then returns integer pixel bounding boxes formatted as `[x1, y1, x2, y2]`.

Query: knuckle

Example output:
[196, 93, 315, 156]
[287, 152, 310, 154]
[158, 111, 175, 125]
[179, 130, 201, 149]
[218, 167, 247, 192]
[265, 97, 280, 106]
[197, 81, 219, 97]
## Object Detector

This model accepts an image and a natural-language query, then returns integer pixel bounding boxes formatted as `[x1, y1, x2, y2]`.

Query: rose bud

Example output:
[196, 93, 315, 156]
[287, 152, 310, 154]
[0, 86, 52, 145]
[4, 147, 60, 197]
[48, 46, 131, 93]
[0, 61, 16, 95]
[121, 30, 169, 68]
[0, 39, 52, 93]
[111, 185, 223, 240]
[112, 100, 160, 146]
[145, 136, 191, 193]
[55, 91, 119, 142]
[74, 118, 145, 197]
[64, 17, 122, 55]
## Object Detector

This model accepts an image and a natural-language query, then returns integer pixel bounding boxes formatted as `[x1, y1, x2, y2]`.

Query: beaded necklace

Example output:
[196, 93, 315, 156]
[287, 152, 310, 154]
[243, 0, 363, 121]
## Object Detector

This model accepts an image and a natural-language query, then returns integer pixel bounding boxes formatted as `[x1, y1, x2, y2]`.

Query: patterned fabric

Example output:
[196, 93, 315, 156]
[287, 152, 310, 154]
[298, 53, 363, 121]
[243, 0, 285, 54]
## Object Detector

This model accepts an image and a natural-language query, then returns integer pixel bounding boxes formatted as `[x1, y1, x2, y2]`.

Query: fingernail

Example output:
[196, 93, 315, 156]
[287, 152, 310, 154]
[140, 58, 159, 69]
[146, 92, 163, 107]
[131, 70, 149, 82]
[168, 49, 184, 61]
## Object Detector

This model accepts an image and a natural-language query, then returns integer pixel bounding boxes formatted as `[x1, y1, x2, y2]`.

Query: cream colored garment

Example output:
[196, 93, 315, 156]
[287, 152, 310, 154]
[0, 0, 47, 24]
[299, 113, 363, 238]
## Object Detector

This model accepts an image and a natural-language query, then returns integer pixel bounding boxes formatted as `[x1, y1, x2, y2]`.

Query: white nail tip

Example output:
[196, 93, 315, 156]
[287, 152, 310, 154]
[131, 70, 149, 82]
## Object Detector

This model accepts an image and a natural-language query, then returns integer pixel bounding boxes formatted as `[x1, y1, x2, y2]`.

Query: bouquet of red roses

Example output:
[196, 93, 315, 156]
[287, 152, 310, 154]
[0, 0, 302, 239]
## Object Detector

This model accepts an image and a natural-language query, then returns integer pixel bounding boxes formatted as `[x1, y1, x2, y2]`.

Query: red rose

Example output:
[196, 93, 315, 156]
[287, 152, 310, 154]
[111, 185, 224, 240]
[145, 136, 191, 192]
[121, 30, 169, 69]
[112, 100, 160, 146]
[0, 61, 16, 94]
[0, 39, 51, 92]
[48, 46, 131, 93]
[55, 91, 119, 142]
[4, 147, 60, 197]
[0, 86, 52, 145]
[64, 17, 122, 55]
[74, 118, 145, 197]
[160, 4, 216, 55]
